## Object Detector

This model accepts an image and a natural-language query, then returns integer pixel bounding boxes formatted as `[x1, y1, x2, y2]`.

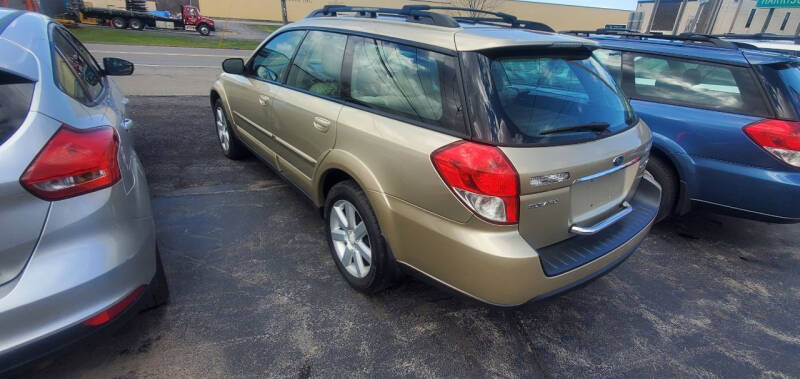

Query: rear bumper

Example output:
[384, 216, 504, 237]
[381, 176, 661, 306]
[0, 273, 157, 374]
[0, 153, 157, 371]
[693, 156, 800, 222]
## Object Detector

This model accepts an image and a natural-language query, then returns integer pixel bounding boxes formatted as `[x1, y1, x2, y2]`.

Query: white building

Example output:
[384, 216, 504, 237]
[630, 0, 800, 36]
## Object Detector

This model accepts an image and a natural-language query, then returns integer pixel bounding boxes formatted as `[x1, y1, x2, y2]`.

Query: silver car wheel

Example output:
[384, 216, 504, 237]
[330, 199, 372, 279]
[215, 106, 230, 152]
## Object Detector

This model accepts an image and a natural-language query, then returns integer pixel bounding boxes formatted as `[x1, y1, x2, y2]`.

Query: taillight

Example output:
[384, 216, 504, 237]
[744, 119, 800, 168]
[20, 125, 121, 201]
[431, 141, 519, 224]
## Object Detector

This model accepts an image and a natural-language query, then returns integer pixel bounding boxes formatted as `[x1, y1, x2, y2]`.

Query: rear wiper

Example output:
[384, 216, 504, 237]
[539, 122, 611, 136]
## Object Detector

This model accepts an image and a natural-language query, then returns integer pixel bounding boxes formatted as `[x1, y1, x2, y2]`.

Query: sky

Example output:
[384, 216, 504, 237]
[524, 0, 639, 11]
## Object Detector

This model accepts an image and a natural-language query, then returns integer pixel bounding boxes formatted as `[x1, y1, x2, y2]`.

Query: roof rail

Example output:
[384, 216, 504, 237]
[562, 29, 737, 49]
[715, 33, 800, 44]
[307, 5, 460, 28]
[402, 5, 554, 32]
[306, 4, 554, 32]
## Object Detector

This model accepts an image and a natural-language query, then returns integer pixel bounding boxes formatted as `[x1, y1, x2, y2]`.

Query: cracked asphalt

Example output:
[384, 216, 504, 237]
[20, 96, 800, 378]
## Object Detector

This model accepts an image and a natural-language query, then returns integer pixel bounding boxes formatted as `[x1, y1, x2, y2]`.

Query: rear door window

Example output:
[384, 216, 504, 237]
[0, 71, 34, 146]
[629, 53, 768, 116]
[345, 36, 464, 133]
[285, 31, 347, 98]
[248, 30, 306, 82]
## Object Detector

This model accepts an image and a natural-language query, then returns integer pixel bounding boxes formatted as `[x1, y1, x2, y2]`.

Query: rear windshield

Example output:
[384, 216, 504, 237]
[463, 49, 636, 146]
[0, 71, 34, 146]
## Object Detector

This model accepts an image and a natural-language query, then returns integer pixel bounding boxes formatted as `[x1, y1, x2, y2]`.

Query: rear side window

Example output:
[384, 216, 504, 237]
[0, 71, 34, 146]
[759, 64, 800, 120]
[629, 53, 768, 116]
[249, 30, 305, 82]
[346, 36, 464, 133]
[51, 28, 103, 101]
[286, 31, 347, 98]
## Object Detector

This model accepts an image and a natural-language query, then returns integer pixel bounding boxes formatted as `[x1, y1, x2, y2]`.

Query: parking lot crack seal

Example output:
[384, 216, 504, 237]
[155, 183, 288, 198]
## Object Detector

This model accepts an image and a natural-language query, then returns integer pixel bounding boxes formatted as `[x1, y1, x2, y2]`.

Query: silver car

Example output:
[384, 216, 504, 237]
[0, 9, 166, 371]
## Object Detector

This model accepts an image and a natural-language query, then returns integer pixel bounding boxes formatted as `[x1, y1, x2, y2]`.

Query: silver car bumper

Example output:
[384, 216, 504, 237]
[0, 154, 156, 368]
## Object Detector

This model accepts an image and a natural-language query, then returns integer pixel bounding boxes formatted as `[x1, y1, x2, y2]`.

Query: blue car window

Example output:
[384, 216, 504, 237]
[630, 53, 767, 116]
[774, 65, 800, 116]
[593, 49, 623, 84]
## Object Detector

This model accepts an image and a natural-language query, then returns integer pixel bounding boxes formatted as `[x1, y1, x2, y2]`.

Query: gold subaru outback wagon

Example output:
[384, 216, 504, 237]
[210, 5, 661, 306]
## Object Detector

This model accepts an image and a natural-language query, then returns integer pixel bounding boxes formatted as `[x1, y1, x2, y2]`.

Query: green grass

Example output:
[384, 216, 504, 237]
[252, 24, 281, 34]
[69, 27, 261, 50]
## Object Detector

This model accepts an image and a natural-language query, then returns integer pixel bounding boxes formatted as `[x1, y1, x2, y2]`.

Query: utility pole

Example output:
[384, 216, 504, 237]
[281, 0, 289, 24]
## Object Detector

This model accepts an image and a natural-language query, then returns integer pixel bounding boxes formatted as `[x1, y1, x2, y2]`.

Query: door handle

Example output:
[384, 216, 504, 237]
[258, 94, 271, 106]
[313, 117, 331, 132]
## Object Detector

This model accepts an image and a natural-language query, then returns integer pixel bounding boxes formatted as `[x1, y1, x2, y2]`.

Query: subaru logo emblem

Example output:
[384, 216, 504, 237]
[613, 156, 624, 166]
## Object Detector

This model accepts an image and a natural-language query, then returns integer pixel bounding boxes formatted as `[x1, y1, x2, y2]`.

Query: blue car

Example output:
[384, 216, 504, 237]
[573, 31, 800, 223]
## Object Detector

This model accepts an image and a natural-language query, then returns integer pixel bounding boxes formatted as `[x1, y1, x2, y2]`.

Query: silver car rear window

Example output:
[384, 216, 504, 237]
[0, 71, 34, 146]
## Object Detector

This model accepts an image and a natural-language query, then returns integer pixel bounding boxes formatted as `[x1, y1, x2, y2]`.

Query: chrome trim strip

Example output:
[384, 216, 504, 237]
[232, 110, 316, 165]
[233, 110, 274, 138]
[275, 135, 317, 165]
[570, 202, 633, 235]
[574, 156, 641, 183]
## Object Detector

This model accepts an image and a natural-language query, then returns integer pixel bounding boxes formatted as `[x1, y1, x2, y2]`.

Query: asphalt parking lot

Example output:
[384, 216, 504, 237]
[13, 41, 800, 377]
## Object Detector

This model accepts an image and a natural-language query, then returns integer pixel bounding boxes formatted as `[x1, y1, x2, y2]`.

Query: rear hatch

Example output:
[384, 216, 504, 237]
[460, 46, 650, 248]
[0, 69, 50, 287]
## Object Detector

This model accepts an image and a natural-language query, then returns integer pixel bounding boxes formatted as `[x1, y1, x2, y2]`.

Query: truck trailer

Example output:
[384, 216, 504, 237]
[1, 0, 216, 35]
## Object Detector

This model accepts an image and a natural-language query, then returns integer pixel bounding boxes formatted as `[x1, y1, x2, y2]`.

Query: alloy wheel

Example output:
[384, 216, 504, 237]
[215, 106, 230, 152]
[330, 199, 372, 278]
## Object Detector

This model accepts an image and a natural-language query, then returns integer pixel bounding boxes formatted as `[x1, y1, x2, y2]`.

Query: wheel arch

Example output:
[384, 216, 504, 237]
[209, 83, 234, 122]
[314, 150, 388, 211]
[650, 133, 698, 214]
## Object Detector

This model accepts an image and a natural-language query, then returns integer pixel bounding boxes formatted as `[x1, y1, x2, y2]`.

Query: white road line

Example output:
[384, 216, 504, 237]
[136, 64, 220, 69]
[90, 50, 246, 58]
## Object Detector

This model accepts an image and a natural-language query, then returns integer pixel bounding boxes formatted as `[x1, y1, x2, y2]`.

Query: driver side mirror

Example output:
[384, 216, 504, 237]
[103, 57, 134, 76]
[222, 58, 245, 75]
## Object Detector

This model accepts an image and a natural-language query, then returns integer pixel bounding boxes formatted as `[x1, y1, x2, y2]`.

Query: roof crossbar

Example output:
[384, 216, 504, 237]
[306, 4, 554, 32]
[562, 29, 737, 49]
[307, 5, 460, 28]
[403, 5, 554, 32]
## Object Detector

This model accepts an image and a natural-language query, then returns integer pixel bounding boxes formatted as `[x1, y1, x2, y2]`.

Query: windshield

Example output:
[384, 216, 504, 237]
[466, 50, 636, 146]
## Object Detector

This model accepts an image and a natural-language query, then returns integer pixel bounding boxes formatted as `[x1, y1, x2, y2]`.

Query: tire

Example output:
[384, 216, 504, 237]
[325, 180, 397, 294]
[646, 155, 679, 223]
[213, 98, 248, 160]
[197, 24, 210, 36]
[129, 18, 144, 31]
[112, 17, 127, 29]
[144, 247, 170, 309]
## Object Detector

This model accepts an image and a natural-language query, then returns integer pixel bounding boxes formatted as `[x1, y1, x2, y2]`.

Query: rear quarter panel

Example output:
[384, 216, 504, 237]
[317, 106, 473, 260]
[632, 100, 782, 202]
